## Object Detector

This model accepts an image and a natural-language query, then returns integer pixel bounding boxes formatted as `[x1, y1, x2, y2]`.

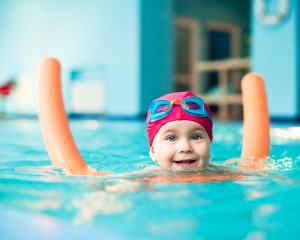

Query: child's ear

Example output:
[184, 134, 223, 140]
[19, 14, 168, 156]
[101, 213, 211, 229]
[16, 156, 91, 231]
[149, 146, 157, 162]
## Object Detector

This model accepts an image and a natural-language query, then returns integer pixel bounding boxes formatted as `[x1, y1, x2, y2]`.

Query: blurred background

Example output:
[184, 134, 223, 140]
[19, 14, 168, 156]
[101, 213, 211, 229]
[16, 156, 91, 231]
[0, 0, 298, 121]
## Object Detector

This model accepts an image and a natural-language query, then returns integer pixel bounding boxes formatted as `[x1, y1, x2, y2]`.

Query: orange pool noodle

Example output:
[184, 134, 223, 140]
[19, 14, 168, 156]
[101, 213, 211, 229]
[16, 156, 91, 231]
[38, 57, 92, 175]
[241, 73, 270, 159]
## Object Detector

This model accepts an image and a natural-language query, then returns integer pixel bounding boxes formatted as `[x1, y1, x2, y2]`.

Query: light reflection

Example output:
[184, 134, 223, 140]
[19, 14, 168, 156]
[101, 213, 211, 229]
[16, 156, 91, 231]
[252, 204, 280, 232]
[24, 199, 61, 211]
[246, 190, 270, 201]
[71, 191, 131, 225]
[244, 231, 266, 240]
[83, 120, 99, 130]
[271, 127, 300, 142]
[269, 157, 293, 170]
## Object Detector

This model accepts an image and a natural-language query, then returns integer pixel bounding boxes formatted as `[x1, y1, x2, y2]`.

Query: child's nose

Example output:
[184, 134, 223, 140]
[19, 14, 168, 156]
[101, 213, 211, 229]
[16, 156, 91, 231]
[179, 139, 193, 153]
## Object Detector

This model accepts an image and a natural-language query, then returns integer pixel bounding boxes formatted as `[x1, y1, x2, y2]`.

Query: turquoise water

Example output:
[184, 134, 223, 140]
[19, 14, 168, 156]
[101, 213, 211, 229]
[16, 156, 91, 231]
[0, 119, 300, 239]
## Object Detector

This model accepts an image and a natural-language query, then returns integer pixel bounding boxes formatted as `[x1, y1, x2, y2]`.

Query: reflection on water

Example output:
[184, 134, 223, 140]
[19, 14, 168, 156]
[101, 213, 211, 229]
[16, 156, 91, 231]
[0, 119, 300, 239]
[271, 127, 300, 143]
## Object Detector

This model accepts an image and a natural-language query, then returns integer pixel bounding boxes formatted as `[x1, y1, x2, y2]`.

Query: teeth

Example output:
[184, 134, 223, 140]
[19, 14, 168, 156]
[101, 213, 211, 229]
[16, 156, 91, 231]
[175, 160, 195, 163]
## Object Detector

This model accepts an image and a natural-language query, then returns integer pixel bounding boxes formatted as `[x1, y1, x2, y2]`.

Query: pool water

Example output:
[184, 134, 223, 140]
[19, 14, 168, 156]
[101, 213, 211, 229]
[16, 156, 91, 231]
[0, 119, 300, 239]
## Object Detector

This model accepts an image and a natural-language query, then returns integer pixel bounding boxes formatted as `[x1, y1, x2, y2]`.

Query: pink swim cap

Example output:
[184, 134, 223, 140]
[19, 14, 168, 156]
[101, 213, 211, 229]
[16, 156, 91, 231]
[146, 91, 213, 146]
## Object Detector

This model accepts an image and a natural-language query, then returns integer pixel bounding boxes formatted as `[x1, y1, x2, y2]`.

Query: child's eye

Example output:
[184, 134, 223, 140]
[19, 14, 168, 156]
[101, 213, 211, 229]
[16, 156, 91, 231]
[191, 134, 203, 140]
[166, 135, 177, 141]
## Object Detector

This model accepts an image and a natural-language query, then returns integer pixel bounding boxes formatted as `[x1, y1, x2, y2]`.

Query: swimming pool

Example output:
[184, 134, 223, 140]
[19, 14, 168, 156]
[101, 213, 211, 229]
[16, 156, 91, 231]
[0, 119, 299, 239]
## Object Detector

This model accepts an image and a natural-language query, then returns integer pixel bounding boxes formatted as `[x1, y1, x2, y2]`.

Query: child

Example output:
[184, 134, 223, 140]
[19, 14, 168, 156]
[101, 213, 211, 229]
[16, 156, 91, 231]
[141, 90, 269, 183]
[146, 91, 213, 171]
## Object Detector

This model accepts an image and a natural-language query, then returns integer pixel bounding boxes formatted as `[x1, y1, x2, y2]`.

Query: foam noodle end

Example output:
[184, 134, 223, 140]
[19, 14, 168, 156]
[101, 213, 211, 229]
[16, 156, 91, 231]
[38, 57, 92, 175]
[241, 73, 270, 160]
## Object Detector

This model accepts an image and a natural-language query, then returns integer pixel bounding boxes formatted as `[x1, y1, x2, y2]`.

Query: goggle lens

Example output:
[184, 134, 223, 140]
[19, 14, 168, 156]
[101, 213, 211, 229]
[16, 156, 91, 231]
[156, 104, 169, 113]
[185, 101, 200, 110]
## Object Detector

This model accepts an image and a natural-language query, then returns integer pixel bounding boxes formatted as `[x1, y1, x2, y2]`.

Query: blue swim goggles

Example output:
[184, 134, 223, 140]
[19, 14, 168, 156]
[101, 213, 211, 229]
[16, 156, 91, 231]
[147, 96, 212, 123]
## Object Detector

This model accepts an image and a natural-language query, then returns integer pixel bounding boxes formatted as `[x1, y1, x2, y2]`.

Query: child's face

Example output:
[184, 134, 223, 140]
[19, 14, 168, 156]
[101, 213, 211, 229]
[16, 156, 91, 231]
[150, 120, 211, 171]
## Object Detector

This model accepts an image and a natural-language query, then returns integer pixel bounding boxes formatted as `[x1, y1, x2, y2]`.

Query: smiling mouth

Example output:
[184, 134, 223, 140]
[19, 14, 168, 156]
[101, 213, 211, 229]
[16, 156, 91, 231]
[173, 159, 197, 167]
